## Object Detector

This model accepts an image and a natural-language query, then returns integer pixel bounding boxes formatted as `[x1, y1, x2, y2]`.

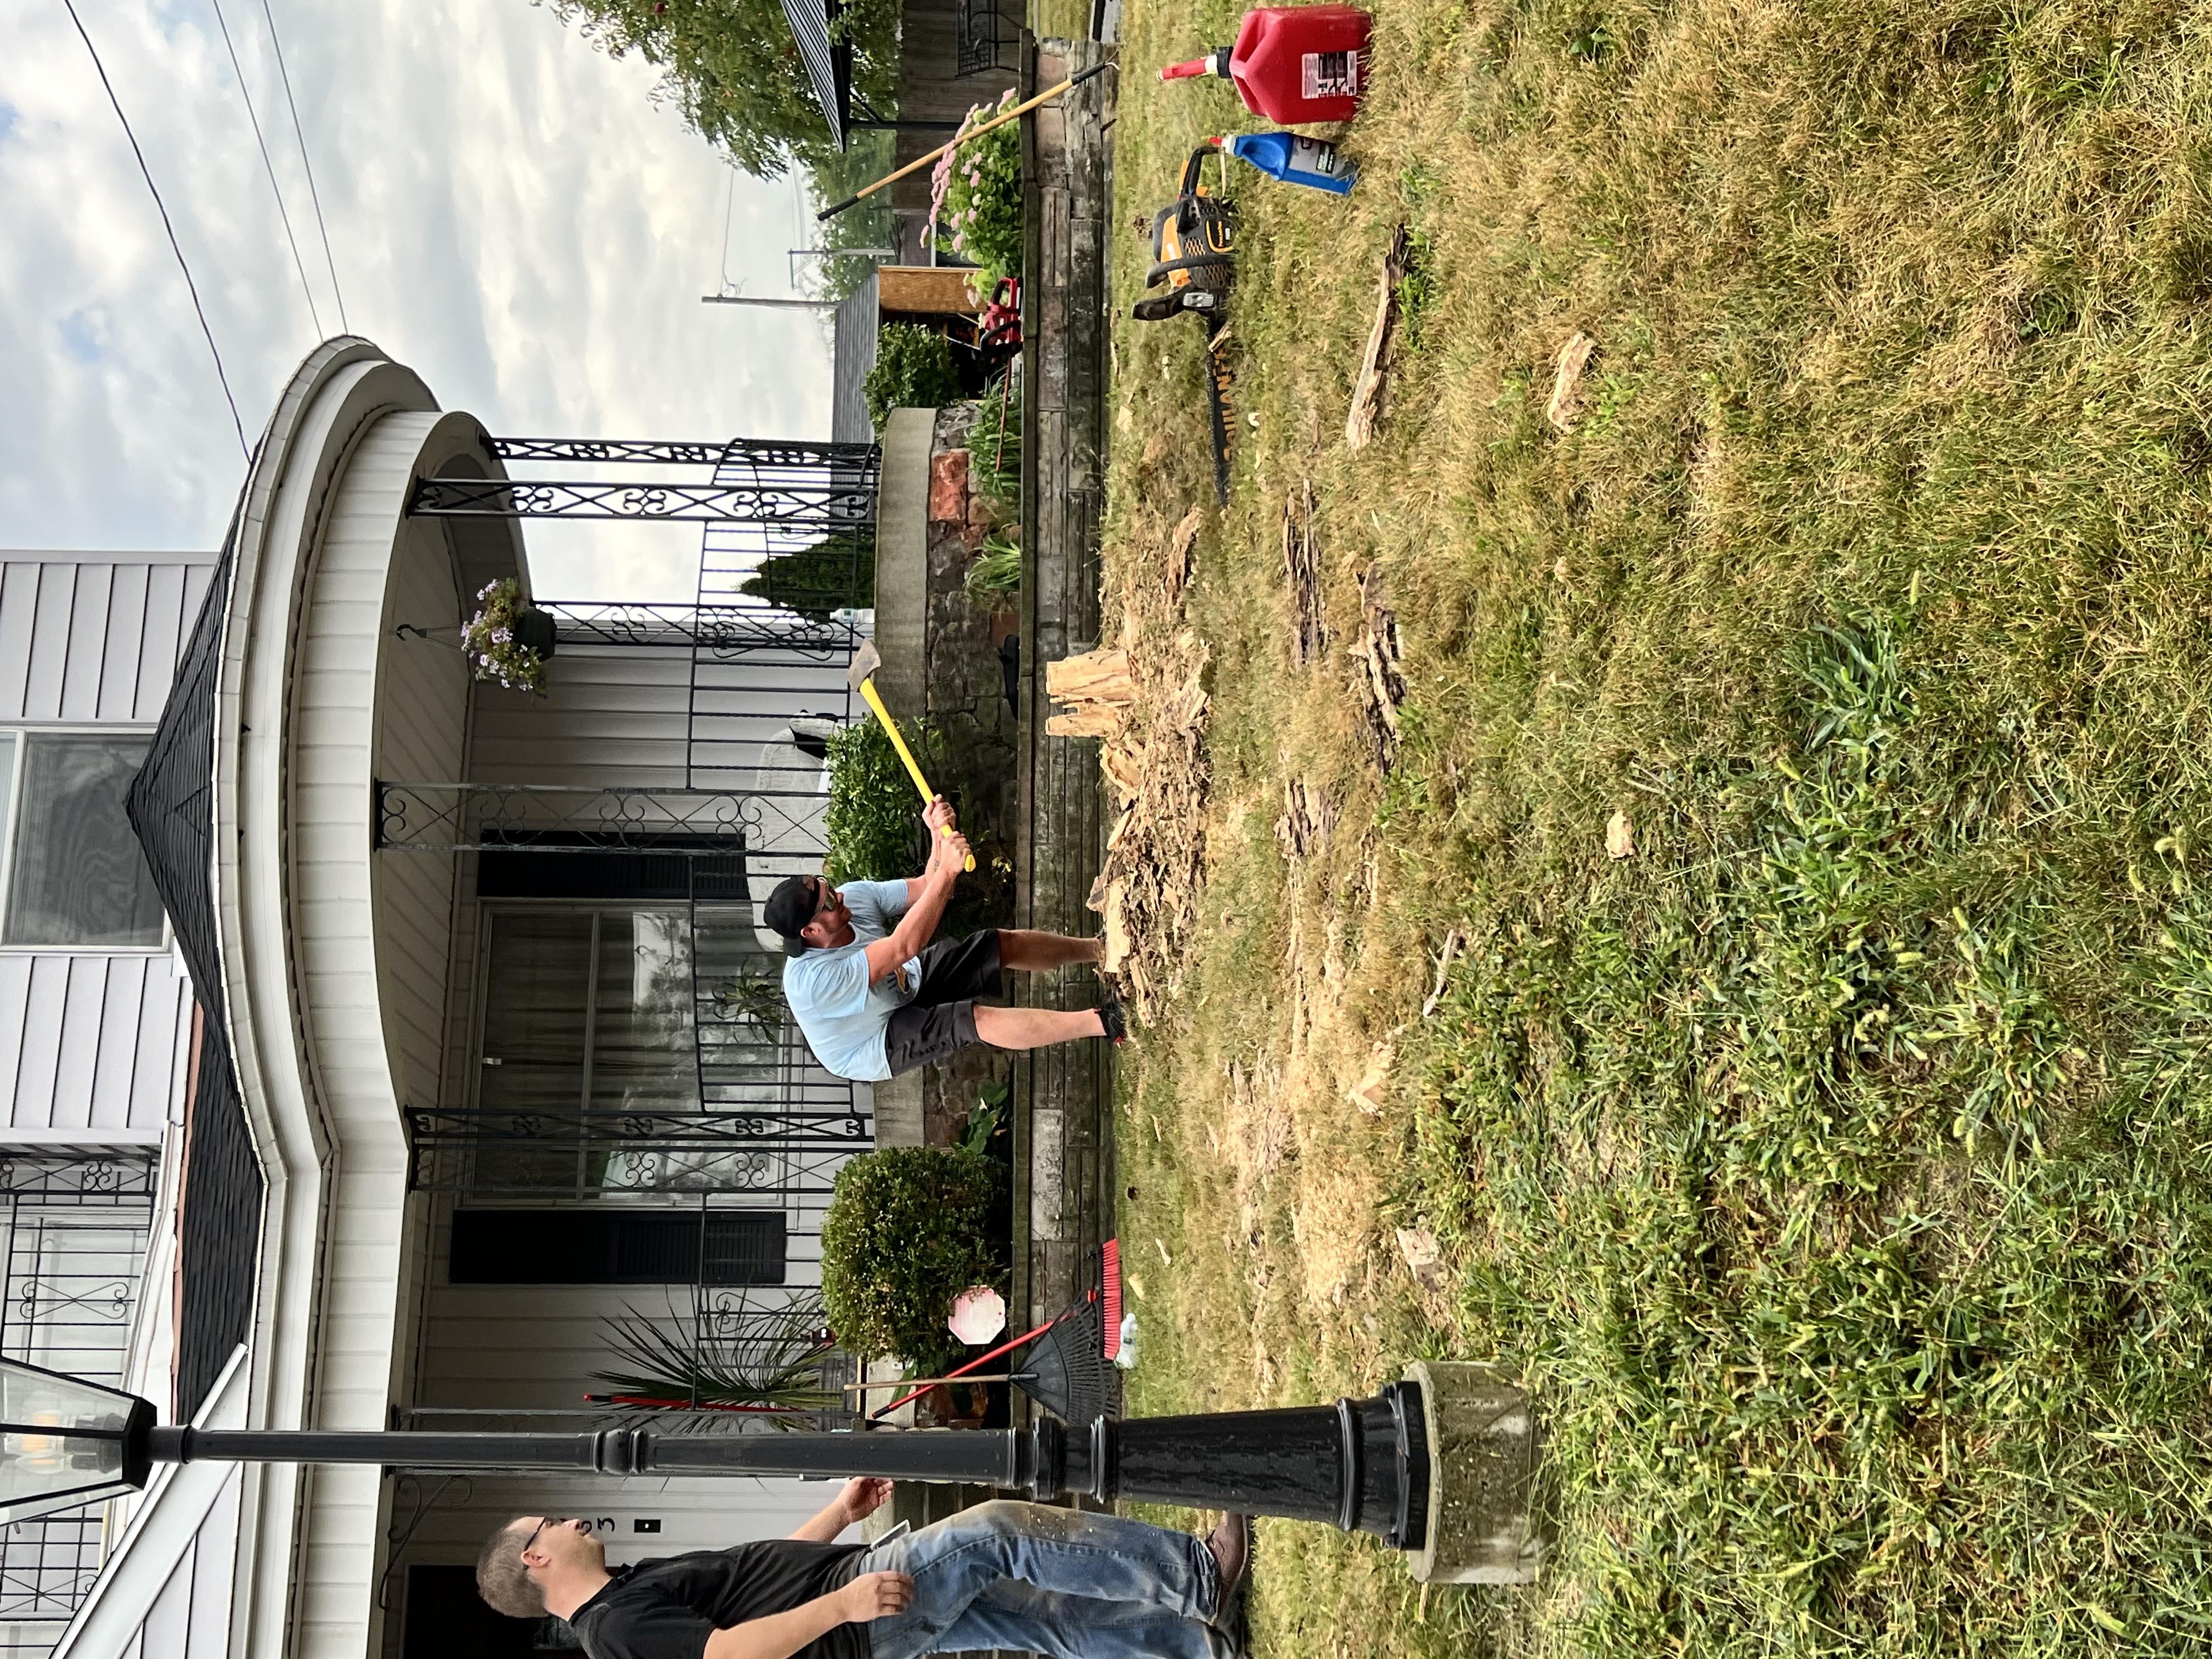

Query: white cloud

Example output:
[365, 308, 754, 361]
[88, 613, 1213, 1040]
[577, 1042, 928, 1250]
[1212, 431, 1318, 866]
[0, 0, 834, 600]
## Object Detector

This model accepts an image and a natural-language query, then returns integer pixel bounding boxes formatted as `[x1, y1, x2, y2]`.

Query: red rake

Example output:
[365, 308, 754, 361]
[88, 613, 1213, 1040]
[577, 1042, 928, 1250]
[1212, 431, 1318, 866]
[872, 1238, 1125, 1424]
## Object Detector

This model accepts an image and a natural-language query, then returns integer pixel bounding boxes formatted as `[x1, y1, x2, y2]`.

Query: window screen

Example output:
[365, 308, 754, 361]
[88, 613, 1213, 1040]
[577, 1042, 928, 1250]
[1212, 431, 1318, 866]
[3, 735, 165, 947]
[448, 1209, 787, 1285]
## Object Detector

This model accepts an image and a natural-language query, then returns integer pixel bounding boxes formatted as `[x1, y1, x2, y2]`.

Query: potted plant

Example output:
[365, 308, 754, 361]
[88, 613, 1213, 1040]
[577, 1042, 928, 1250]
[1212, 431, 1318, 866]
[464, 577, 555, 693]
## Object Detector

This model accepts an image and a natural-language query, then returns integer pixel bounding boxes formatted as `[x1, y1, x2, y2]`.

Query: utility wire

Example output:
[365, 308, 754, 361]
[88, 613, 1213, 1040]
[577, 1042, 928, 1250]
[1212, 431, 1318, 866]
[206, 0, 322, 335]
[256, 0, 347, 332]
[61, 0, 250, 460]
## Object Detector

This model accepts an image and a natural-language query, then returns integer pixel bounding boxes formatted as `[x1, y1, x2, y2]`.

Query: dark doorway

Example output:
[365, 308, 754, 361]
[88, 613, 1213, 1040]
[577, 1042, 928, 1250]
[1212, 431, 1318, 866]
[402, 1565, 545, 1659]
[450, 1209, 787, 1286]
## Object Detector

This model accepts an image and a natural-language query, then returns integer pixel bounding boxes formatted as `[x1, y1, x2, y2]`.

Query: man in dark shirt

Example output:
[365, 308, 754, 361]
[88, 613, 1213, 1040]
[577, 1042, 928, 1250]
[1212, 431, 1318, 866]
[475, 1479, 1250, 1659]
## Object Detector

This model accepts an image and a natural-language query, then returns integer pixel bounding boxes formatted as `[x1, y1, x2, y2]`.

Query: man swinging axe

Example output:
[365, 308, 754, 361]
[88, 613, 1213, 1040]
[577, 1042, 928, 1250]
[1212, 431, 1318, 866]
[763, 644, 1125, 1085]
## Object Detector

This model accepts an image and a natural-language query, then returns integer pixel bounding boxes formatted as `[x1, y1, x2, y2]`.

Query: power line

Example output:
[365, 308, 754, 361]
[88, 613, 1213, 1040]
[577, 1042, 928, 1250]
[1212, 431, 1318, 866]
[256, 0, 347, 332]
[60, 0, 250, 460]
[206, 0, 323, 335]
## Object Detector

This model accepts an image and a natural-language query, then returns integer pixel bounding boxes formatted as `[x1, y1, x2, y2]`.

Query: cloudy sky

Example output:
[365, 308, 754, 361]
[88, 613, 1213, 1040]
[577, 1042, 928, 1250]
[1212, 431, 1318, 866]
[2, 0, 832, 599]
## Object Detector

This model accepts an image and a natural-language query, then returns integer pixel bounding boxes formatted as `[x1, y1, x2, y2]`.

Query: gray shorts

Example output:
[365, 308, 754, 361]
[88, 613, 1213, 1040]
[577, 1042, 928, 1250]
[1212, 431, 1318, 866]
[882, 930, 1005, 1077]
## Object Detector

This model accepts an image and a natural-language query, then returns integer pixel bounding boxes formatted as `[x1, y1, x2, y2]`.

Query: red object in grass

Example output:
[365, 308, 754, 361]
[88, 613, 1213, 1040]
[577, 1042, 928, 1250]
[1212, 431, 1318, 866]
[1100, 1238, 1123, 1359]
[1159, 5, 1372, 126]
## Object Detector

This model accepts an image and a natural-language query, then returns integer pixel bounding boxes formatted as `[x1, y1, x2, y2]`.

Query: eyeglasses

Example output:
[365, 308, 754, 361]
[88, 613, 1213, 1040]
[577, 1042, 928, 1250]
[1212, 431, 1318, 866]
[522, 1517, 569, 1557]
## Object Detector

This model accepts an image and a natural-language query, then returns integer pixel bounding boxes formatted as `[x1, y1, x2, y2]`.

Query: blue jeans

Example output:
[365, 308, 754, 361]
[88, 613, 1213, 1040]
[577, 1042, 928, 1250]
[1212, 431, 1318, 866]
[855, 1499, 1232, 1659]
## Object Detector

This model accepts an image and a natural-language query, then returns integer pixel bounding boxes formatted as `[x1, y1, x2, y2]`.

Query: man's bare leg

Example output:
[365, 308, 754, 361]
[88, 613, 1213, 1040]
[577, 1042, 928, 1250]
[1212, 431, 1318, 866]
[995, 929, 1104, 973]
[973, 1005, 1107, 1048]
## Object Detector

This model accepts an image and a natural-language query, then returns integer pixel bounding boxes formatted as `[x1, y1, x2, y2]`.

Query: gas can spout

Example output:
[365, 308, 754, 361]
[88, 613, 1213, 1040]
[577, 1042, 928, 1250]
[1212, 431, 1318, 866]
[1160, 47, 1232, 80]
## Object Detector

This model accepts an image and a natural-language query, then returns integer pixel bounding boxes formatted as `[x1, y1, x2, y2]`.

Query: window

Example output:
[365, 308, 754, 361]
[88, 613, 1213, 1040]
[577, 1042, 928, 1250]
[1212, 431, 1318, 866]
[1, 735, 165, 949]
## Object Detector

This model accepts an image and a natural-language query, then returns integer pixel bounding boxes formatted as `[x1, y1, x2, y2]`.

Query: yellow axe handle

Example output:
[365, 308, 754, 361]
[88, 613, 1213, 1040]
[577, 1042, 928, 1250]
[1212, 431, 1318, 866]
[858, 678, 975, 872]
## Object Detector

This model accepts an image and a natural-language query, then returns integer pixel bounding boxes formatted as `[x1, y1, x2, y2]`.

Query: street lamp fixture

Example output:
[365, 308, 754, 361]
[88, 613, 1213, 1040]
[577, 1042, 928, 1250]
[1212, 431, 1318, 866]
[0, 1359, 155, 1521]
[0, 1357, 1541, 1583]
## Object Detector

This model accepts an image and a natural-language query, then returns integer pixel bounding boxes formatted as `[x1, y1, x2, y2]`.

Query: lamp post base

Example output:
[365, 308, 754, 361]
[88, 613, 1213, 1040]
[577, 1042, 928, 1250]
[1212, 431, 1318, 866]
[1403, 1361, 1545, 1584]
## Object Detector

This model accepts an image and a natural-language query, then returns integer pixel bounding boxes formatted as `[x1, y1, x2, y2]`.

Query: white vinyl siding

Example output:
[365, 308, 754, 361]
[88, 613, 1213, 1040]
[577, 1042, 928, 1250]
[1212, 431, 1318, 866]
[0, 555, 209, 1144]
[0, 558, 210, 725]
[467, 645, 690, 788]
[0, 957, 191, 1136]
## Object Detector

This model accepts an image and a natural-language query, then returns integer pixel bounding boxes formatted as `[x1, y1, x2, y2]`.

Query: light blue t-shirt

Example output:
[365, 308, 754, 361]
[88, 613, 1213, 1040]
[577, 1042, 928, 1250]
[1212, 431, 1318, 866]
[781, 879, 921, 1082]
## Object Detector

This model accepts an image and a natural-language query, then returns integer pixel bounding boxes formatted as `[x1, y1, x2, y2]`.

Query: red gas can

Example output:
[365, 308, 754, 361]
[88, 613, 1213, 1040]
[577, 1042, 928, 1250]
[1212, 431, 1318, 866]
[1159, 4, 1372, 126]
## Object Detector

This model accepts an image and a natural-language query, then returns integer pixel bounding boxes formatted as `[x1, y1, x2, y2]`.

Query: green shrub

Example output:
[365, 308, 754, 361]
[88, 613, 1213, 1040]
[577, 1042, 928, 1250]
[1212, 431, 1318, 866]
[823, 716, 934, 883]
[740, 529, 875, 623]
[820, 1147, 1001, 1367]
[865, 325, 964, 431]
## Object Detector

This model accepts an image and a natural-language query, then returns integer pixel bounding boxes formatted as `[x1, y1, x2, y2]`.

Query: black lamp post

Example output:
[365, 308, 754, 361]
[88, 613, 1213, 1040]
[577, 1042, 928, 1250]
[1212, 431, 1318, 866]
[0, 1355, 1426, 1547]
[2, 1356, 1542, 1582]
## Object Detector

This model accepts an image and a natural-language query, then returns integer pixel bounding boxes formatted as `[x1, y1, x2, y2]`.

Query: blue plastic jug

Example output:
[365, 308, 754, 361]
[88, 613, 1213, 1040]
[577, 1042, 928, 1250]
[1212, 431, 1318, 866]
[1224, 130, 1357, 195]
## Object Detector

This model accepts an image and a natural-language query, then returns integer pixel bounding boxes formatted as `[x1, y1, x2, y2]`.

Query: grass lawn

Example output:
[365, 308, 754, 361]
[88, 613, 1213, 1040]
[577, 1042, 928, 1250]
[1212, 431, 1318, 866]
[1097, 0, 2212, 1652]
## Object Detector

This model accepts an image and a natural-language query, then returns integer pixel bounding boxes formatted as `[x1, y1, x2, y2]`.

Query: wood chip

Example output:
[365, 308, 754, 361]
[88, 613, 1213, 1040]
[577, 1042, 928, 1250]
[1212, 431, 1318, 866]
[1347, 1041, 1393, 1116]
[1345, 226, 1411, 453]
[1166, 505, 1203, 603]
[1606, 809, 1636, 860]
[1283, 479, 1325, 666]
[1347, 563, 1408, 771]
[1044, 648, 1135, 704]
[1102, 882, 1132, 969]
[1395, 1226, 1448, 1293]
[1546, 331, 1599, 432]
[1045, 706, 1126, 739]
[1420, 928, 1464, 1018]
[1100, 741, 1141, 801]
[1275, 777, 1336, 860]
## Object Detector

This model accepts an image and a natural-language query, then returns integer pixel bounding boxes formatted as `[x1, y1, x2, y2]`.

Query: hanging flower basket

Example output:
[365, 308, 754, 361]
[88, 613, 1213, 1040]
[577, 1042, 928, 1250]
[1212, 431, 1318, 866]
[464, 578, 554, 693]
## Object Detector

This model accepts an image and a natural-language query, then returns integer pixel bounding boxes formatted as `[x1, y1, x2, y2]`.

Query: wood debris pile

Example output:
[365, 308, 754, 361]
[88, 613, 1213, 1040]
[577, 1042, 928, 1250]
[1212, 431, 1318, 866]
[1046, 625, 1212, 1024]
[1347, 564, 1408, 772]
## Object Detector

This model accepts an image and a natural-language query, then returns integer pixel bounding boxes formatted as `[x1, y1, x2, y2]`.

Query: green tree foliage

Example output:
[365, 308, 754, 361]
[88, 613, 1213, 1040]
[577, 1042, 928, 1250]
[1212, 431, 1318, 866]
[802, 130, 899, 304]
[739, 529, 876, 622]
[539, 0, 898, 178]
[864, 324, 964, 431]
[820, 1147, 1001, 1369]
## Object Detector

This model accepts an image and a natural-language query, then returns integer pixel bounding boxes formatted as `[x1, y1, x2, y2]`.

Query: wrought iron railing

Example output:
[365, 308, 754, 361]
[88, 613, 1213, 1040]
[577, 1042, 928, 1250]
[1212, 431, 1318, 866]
[0, 1153, 156, 1658]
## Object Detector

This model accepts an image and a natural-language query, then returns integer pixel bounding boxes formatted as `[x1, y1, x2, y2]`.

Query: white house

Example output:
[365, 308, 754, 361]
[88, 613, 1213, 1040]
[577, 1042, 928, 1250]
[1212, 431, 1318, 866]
[21, 337, 885, 1659]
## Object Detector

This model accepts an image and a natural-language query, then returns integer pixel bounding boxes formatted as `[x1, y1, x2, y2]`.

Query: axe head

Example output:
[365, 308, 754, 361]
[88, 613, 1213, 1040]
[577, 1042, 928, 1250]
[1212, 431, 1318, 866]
[847, 640, 884, 692]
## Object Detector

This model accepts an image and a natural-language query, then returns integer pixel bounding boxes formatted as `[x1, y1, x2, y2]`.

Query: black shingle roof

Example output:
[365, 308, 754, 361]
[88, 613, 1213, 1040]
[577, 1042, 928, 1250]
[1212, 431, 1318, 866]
[126, 514, 265, 1424]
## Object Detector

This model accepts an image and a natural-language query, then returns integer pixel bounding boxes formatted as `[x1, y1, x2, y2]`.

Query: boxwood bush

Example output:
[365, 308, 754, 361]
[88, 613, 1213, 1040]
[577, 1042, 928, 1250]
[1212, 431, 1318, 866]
[821, 1146, 1002, 1369]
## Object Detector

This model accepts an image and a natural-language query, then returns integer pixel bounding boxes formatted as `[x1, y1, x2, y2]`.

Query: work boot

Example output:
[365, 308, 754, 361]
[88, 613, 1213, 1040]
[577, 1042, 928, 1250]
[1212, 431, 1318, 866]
[1098, 989, 1130, 1045]
[1205, 1513, 1253, 1630]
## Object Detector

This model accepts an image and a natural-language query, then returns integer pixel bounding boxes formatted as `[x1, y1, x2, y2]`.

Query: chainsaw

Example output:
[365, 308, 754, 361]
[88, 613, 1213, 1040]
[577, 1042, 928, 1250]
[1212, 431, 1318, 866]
[1131, 140, 1237, 323]
[1132, 142, 1238, 504]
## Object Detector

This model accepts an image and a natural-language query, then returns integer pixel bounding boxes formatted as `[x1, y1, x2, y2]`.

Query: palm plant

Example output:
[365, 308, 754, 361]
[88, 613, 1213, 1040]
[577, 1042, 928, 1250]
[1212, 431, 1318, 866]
[592, 1295, 840, 1422]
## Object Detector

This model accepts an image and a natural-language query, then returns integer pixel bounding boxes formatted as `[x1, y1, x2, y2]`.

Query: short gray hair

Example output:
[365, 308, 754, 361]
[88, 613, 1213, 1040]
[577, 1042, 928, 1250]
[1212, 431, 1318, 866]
[476, 1519, 546, 1619]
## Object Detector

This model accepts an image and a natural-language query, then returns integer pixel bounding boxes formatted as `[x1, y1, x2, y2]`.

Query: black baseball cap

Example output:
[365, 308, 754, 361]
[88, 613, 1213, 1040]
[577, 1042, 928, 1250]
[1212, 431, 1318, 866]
[765, 874, 823, 956]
